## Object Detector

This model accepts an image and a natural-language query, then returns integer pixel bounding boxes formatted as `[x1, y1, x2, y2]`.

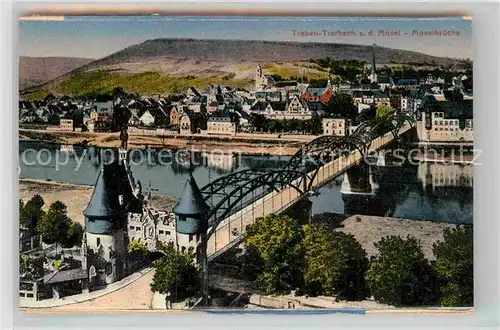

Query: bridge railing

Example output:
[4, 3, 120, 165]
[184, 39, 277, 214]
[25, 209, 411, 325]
[207, 125, 412, 258]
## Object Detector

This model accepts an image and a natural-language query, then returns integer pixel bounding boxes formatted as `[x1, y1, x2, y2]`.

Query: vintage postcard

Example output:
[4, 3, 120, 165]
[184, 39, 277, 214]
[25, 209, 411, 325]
[18, 15, 473, 313]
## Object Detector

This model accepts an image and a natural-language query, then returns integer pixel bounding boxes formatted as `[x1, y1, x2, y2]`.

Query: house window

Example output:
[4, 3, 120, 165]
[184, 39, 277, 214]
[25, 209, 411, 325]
[166, 231, 171, 236]
[181, 246, 186, 253]
[159, 230, 164, 235]
[189, 234, 193, 242]
[96, 238, 101, 247]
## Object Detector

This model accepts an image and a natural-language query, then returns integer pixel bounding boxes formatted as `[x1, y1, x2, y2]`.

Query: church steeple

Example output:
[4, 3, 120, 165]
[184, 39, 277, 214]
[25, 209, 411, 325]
[369, 43, 378, 84]
[371, 43, 377, 75]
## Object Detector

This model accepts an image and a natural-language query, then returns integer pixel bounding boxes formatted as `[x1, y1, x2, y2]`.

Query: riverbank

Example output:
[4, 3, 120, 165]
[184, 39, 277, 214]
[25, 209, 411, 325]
[19, 179, 177, 224]
[19, 129, 306, 156]
[334, 214, 456, 260]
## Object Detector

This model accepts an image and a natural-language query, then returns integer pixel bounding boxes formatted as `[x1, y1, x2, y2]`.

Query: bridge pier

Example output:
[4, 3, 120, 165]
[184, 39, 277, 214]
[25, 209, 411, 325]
[340, 161, 382, 215]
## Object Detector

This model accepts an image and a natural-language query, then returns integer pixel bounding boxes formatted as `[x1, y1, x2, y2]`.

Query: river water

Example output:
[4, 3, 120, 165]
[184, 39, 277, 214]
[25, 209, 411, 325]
[19, 141, 473, 224]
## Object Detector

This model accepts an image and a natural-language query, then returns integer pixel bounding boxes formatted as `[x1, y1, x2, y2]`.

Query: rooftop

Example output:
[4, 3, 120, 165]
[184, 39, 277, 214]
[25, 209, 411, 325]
[43, 268, 88, 284]
[173, 174, 210, 216]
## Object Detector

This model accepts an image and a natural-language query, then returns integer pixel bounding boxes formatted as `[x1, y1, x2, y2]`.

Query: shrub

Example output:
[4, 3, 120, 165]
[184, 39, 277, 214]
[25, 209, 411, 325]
[302, 225, 369, 300]
[433, 226, 473, 307]
[366, 235, 439, 306]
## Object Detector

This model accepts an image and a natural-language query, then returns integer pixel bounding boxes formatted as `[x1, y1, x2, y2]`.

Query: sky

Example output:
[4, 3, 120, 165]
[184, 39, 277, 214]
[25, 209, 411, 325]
[19, 16, 472, 60]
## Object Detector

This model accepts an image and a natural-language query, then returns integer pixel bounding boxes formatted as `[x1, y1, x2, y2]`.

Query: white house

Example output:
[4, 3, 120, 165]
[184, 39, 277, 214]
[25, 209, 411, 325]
[139, 110, 155, 126]
[322, 118, 347, 136]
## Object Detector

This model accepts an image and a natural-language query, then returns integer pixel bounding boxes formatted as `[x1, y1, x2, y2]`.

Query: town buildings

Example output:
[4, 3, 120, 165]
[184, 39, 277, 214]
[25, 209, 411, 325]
[417, 91, 473, 143]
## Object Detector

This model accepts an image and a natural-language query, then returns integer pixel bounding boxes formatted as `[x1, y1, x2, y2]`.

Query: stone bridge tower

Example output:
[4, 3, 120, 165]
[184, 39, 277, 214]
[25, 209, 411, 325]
[83, 149, 139, 286]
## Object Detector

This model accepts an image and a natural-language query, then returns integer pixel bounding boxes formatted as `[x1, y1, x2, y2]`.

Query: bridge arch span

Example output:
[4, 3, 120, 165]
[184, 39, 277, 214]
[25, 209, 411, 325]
[201, 169, 311, 239]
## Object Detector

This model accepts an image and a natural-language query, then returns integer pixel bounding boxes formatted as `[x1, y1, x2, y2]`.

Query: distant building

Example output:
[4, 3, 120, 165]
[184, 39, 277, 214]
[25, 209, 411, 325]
[377, 76, 394, 90]
[207, 115, 237, 136]
[300, 84, 334, 104]
[417, 92, 473, 142]
[139, 110, 155, 126]
[368, 44, 378, 84]
[255, 65, 275, 90]
[322, 117, 347, 136]
[179, 115, 193, 135]
[59, 118, 74, 132]
[90, 101, 114, 121]
[169, 106, 180, 127]
[373, 90, 391, 107]
[394, 78, 419, 90]
[207, 101, 219, 113]
[249, 100, 314, 120]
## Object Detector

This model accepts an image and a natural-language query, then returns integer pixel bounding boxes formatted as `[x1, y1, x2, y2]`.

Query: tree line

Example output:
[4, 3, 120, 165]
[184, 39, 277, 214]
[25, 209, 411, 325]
[237, 214, 473, 307]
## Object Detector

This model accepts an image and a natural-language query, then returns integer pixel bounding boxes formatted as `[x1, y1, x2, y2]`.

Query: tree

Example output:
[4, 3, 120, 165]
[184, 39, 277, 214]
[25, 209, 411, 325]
[302, 225, 369, 300]
[433, 226, 473, 307]
[243, 214, 304, 294]
[150, 242, 199, 306]
[249, 113, 267, 132]
[326, 92, 357, 120]
[20, 255, 46, 281]
[308, 114, 323, 135]
[36, 201, 71, 248]
[62, 222, 84, 248]
[376, 103, 393, 121]
[357, 105, 376, 123]
[20, 195, 45, 236]
[128, 239, 150, 268]
[366, 235, 439, 307]
[238, 244, 265, 282]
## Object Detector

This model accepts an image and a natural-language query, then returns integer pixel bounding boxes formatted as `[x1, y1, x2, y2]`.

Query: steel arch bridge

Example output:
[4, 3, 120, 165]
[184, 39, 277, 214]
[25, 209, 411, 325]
[200, 112, 415, 240]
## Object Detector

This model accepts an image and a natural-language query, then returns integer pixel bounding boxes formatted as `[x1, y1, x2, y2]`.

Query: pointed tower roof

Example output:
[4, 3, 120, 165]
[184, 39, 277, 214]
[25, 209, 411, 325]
[84, 161, 126, 219]
[173, 173, 210, 216]
[371, 44, 377, 75]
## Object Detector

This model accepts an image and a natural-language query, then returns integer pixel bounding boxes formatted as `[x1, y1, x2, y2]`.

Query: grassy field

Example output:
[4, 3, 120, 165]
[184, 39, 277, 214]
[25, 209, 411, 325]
[260, 62, 329, 80]
[22, 70, 254, 99]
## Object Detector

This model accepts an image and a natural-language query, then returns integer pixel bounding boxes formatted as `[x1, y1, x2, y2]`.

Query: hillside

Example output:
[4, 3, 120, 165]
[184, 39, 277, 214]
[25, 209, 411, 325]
[89, 39, 461, 68]
[21, 39, 465, 98]
[19, 56, 94, 90]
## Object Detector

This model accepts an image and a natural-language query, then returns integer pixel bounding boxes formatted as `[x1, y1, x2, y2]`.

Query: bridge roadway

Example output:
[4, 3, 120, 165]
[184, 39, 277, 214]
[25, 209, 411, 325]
[206, 125, 412, 261]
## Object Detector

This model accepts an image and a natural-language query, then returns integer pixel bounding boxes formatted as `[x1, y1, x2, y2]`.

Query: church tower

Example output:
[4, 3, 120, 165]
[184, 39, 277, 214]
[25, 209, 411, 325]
[369, 43, 378, 84]
[326, 74, 333, 89]
[255, 64, 263, 89]
[83, 149, 136, 286]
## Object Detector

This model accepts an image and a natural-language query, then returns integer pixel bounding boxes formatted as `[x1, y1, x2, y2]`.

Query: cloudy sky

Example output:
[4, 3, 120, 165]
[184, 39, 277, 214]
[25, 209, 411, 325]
[19, 16, 472, 60]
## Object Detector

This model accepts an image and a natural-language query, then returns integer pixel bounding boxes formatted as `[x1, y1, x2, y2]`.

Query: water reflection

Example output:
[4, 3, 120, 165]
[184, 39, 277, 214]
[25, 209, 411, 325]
[311, 162, 473, 224]
[19, 141, 472, 224]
